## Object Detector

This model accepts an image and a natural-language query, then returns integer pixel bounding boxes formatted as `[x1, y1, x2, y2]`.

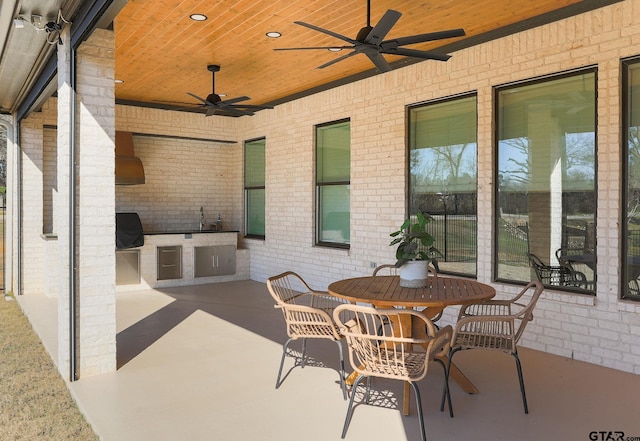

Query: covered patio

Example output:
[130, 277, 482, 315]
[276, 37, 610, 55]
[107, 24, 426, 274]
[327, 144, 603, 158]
[17, 280, 640, 441]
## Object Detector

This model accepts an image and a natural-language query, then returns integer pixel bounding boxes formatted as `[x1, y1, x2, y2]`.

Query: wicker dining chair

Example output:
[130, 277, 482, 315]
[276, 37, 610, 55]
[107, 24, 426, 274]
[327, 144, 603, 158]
[528, 253, 587, 288]
[372, 263, 443, 325]
[371, 263, 399, 276]
[266, 271, 348, 399]
[447, 281, 544, 414]
[372, 261, 440, 276]
[333, 304, 453, 441]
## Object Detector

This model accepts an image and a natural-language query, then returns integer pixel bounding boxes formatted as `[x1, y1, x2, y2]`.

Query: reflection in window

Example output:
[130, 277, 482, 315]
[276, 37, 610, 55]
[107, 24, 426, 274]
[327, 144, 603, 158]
[316, 120, 350, 247]
[496, 70, 596, 292]
[623, 59, 640, 300]
[408, 95, 477, 276]
[245, 138, 265, 238]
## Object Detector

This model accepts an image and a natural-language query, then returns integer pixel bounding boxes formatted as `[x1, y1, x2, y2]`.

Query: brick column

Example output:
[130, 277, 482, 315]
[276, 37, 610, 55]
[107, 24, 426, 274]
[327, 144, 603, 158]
[57, 27, 116, 378]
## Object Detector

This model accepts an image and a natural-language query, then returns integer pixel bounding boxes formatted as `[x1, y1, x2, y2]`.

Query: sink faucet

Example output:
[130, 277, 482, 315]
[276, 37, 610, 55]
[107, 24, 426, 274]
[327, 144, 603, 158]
[199, 207, 205, 231]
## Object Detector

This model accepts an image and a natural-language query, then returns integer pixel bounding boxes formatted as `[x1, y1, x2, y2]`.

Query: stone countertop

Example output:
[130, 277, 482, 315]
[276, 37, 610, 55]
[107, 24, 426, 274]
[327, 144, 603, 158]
[143, 230, 239, 236]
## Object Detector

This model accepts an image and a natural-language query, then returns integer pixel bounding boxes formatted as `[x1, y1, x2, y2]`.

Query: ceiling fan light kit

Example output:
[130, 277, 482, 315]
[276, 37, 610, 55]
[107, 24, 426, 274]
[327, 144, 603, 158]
[275, 0, 465, 73]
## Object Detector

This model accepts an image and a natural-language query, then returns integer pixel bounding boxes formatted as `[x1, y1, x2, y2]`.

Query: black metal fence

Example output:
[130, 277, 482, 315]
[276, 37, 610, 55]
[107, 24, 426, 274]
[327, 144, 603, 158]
[422, 215, 530, 267]
[426, 215, 477, 263]
[498, 219, 530, 265]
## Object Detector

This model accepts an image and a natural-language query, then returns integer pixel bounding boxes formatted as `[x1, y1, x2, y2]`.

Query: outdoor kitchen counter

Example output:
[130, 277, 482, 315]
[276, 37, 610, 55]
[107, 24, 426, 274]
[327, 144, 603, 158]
[143, 230, 239, 235]
[116, 231, 249, 291]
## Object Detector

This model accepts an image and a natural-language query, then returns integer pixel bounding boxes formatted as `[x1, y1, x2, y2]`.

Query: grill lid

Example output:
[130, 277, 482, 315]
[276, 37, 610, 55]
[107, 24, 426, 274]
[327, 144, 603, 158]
[116, 212, 144, 249]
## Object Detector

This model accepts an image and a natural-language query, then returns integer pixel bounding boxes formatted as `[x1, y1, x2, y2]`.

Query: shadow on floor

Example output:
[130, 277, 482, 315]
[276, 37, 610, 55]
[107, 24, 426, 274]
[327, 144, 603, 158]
[117, 280, 297, 369]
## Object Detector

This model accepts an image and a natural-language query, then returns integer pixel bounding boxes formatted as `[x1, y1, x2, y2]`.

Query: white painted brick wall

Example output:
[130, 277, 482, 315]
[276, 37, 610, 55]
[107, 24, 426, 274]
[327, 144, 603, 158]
[19, 116, 45, 295]
[73, 28, 118, 376]
[55, 26, 73, 376]
[114, 134, 241, 233]
[16, 0, 640, 377]
[237, 0, 640, 375]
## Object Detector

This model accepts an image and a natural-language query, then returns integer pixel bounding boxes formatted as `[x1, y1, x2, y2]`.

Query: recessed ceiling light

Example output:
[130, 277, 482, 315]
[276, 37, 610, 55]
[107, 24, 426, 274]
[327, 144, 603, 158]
[266, 31, 281, 38]
[328, 47, 342, 52]
[115, 79, 124, 84]
[189, 14, 207, 21]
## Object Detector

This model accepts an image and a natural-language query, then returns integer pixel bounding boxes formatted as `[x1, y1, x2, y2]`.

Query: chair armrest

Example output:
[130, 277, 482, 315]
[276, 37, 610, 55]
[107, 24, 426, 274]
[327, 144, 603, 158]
[424, 325, 452, 357]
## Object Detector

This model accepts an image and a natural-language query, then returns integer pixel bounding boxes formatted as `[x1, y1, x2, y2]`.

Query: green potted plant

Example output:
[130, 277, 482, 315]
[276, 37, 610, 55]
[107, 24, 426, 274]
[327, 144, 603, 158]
[389, 212, 438, 287]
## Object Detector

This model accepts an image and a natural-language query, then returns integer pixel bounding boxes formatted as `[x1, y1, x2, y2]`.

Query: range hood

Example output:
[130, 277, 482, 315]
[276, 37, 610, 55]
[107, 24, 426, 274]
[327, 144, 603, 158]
[115, 131, 145, 185]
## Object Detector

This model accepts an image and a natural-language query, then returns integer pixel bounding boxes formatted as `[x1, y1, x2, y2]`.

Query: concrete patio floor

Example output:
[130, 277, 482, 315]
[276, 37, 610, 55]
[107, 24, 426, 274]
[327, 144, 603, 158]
[17, 280, 640, 441]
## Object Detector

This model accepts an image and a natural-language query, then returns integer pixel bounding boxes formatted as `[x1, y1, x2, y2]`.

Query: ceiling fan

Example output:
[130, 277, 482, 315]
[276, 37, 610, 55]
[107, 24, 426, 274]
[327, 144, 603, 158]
[275, 0, 465, 73]
[184, 65, 273, 117]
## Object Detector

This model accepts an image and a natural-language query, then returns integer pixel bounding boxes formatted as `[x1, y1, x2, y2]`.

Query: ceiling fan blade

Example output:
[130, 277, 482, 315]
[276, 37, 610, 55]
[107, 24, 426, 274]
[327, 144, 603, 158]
[232, 104, 274, 110]
[159, 105, 208, 113]
[388, 29, 466, 47]
[364, 9, 401, 45]
[186, 92, 209, 105]
[382, 47, 451, 61]
[316, 51, 359, 69]
[274, 46, 352, 51]
[206, 107, 219, 117]
[294, 21, 357, 45]
[366, 52, 392, 73]
[153, 99, 199, 106]
[227, 107, 255, 116]
[220, 96, 250, 105]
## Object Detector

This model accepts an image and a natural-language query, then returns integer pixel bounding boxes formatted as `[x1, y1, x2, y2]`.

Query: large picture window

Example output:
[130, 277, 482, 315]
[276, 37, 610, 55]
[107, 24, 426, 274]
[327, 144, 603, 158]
[316, 119, 350, 247]
[408, 94, 478, 276]
[623, 58, 640, 301]
[244, 138, 265, 238]
[496, 70, 596, 292]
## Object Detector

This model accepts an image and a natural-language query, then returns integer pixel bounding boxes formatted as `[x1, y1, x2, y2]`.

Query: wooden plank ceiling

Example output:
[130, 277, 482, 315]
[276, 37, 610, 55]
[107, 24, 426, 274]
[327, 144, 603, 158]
[113, 0, 593, 114]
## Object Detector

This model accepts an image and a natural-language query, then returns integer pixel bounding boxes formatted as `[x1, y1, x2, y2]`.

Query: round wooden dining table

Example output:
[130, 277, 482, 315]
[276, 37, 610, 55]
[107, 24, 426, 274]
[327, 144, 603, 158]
[328, 274, 496, 415]
[328, 274, 495, 310]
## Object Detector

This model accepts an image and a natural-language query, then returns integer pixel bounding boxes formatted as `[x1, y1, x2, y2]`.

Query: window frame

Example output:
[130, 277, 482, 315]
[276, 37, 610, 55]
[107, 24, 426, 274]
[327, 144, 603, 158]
[406, 92, 479, 278]
[244, 137, 266, 240]
[622, 56, 640, 301]
[493, 67, 598, 291]
[315, 118, 351, 249]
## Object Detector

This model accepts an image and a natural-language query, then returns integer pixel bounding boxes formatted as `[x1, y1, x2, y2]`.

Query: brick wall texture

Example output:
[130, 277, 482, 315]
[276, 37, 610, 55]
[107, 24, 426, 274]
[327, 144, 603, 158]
[15, 0, 640, 376]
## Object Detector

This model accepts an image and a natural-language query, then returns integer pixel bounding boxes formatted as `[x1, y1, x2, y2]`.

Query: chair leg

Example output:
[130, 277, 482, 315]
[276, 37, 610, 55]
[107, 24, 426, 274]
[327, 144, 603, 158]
[341, 375, 366, 439]
[441, 347, 460, 415]
[435, 357, 454, 417]
[334, 339, 347, 400]
[512, 350, 529, 414]
[365, 377, 372, 404]
[409, 381, 427, 441]
[276, 338, 294, 389]
[301, 338, 308, 368]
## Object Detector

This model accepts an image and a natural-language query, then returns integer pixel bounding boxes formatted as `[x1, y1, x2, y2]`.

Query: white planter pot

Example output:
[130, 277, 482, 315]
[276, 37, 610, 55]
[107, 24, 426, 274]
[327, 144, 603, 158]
[399, 260, 429, 288]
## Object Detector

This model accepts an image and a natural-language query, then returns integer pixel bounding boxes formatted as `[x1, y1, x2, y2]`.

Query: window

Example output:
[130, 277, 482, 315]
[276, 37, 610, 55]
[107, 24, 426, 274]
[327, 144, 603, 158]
[43, 127, 56, 234]
[244, 138, 265, 238]
[408, 94, 478, 276]
[496, 70, 596, 292]
[623, 58, 640, 300]
[316, 119, 350, 247]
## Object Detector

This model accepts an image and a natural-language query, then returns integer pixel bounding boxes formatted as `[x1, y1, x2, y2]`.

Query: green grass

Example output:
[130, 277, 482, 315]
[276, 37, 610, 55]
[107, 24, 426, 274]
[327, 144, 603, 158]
[0, 296, 100, 441]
